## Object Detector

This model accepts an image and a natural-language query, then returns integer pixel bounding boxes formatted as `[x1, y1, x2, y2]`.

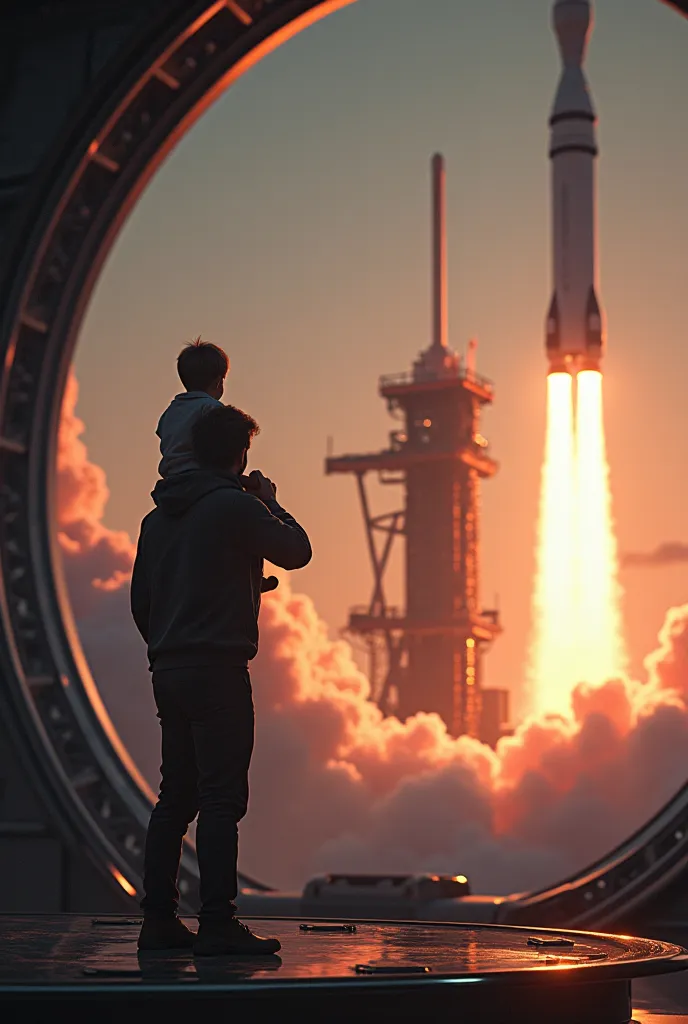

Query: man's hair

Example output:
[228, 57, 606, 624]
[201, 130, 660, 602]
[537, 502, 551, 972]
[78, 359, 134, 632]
[177, 337, 229, 391]
[192, 404, 259, 470]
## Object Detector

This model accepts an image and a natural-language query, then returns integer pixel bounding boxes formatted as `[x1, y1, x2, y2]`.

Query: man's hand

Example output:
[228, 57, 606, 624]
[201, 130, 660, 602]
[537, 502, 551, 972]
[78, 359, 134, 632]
[242, 470, 277, 503]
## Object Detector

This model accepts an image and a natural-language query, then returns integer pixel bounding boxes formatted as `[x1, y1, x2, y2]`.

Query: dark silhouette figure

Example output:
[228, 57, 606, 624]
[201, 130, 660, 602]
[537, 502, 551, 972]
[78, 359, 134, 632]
[156, 336, 228, 478]
[156, 337, 278, 596]
[131, 404, 311, 955]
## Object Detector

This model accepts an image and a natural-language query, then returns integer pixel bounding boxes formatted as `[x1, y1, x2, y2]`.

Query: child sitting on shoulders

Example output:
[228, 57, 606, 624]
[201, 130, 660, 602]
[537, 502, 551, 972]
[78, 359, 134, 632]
[156, 337, 228, 478]
[156, 337, 278, 594]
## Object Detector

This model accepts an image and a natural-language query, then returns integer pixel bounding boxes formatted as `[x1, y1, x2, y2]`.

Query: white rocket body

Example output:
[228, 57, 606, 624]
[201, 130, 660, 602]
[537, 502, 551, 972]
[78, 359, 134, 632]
[546, 0, 604, 373]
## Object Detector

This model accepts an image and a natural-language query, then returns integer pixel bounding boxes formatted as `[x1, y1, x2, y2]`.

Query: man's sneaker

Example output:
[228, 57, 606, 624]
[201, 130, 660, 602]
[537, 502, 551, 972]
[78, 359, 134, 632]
[137, 915, 196, 951]
[193, 918, 281, 957]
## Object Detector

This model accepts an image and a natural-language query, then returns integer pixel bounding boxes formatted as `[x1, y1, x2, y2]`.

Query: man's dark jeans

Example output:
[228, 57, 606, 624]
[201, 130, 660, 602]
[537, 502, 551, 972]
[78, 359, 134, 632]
[141, 665, 254, 922]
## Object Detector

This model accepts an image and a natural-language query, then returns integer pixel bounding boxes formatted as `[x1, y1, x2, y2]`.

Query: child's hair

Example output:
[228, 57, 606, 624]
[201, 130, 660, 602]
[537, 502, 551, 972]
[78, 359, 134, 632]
[177, 337, 229, 391]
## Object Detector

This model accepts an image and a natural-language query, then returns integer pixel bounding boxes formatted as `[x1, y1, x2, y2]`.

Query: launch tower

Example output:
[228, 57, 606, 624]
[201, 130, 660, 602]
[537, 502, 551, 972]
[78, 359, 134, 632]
[326, 155, 500, 738]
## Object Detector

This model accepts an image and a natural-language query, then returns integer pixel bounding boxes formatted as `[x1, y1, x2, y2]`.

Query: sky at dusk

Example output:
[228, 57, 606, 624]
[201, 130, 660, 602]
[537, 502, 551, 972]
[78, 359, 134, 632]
[73, 0, 688, 710]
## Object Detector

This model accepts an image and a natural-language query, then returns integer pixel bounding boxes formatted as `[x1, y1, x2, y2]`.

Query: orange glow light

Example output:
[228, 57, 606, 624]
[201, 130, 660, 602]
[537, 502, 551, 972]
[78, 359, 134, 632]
[529, 372, 578, 712]
[111, 867, 137, 897]
[529, 369, 627, 713]
[574, 371, 627, 684]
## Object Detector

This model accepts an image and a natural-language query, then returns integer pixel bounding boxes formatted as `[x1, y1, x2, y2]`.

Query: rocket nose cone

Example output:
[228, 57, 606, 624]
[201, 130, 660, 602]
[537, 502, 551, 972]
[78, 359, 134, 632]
[554, 0, 591, 14]
[553, 0, 593, 66]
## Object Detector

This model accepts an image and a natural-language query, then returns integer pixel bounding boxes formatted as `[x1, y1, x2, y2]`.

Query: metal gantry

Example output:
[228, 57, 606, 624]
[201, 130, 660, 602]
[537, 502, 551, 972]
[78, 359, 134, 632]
[327, 156, 501, 737]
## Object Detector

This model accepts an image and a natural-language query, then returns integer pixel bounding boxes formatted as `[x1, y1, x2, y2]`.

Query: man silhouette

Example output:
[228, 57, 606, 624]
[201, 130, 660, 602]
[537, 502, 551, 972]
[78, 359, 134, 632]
[131, 404, 311, 956]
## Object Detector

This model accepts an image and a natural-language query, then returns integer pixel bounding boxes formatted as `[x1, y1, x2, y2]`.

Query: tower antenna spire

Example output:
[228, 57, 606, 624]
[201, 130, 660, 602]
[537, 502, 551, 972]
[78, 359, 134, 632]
[431, 153, 448, 352]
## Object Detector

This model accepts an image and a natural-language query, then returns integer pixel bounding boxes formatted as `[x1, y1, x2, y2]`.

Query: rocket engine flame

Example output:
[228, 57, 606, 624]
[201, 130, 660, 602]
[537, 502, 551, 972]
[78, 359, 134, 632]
[574, 370, 627, 683]
[529, 369, 627, 712]
[529, 372, 578, 712]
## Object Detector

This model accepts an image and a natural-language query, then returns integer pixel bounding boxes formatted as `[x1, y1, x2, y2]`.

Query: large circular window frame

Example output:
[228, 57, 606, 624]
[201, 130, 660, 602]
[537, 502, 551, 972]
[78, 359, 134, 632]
[0, 0, 686, 921]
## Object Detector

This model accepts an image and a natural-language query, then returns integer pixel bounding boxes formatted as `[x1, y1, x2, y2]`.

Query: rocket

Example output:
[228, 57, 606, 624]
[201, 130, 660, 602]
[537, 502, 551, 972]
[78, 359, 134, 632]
[546, 0, 604, 374]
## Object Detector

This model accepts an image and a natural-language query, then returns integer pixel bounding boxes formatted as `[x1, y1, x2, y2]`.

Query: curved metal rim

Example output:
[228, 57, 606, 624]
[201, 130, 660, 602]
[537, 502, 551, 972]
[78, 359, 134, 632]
[0, 0, 686, 921]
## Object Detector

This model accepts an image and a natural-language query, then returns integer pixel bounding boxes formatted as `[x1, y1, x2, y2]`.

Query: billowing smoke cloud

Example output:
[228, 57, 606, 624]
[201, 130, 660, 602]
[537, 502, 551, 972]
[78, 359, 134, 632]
[621, 542, 688, 568]
[57, 375, 156, 757]
[58, 374, 688, 894]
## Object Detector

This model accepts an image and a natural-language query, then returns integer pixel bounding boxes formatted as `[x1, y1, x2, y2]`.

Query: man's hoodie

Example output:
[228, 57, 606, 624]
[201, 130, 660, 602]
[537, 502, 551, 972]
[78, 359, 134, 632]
[156, 391, 221, 478]
[130, 470, 312, 671]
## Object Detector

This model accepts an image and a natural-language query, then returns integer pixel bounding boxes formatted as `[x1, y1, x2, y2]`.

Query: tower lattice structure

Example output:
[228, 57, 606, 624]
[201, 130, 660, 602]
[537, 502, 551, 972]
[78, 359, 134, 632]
[326, 155, 500, 738]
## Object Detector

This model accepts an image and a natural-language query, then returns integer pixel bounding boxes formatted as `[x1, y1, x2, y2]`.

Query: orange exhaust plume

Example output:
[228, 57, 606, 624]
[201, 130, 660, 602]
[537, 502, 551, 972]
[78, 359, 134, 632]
[529, 370, 627, 712]
[529, 372, 578, 712]
[574, 370, 627, 684]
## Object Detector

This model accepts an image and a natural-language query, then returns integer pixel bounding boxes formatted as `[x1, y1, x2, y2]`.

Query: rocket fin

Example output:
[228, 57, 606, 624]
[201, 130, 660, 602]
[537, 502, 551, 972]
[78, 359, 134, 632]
[546, 293, 561, 353]
[585, 286, 604, 354]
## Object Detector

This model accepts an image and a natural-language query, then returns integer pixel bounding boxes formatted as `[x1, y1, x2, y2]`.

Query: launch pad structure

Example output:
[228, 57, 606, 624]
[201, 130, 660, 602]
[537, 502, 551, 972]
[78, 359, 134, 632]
[326, 155, 500, 739]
